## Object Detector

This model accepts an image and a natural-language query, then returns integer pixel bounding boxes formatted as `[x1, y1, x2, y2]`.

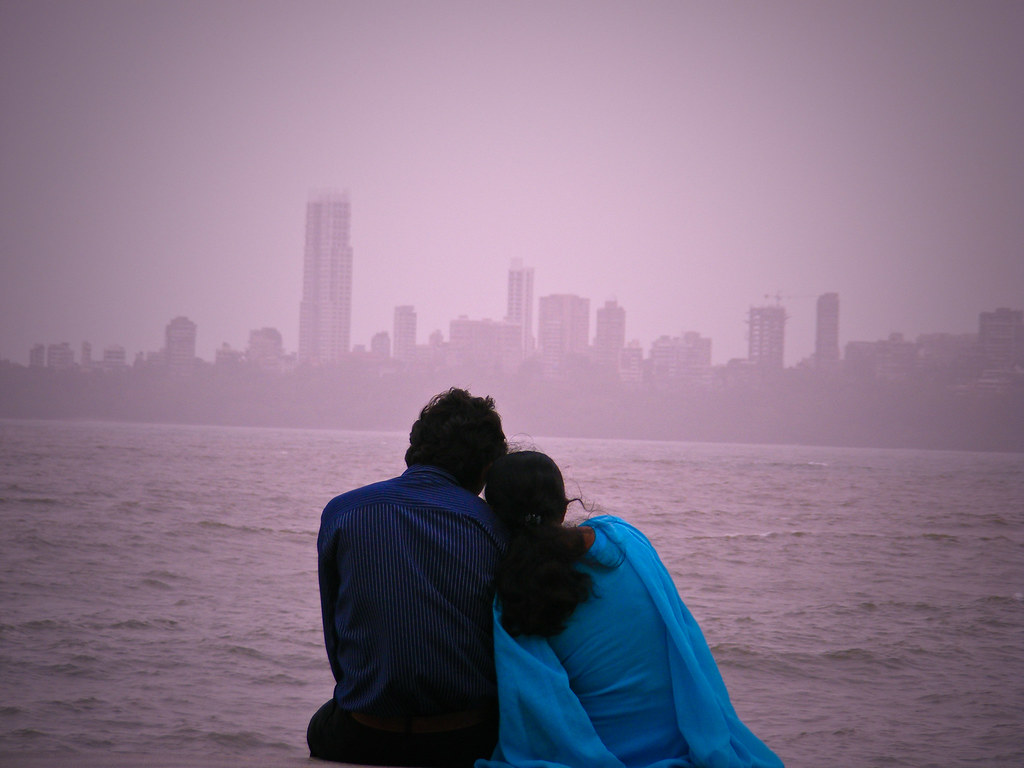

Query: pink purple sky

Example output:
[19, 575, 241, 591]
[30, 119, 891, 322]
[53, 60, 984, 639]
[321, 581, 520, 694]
[1, 1, 1022, 366]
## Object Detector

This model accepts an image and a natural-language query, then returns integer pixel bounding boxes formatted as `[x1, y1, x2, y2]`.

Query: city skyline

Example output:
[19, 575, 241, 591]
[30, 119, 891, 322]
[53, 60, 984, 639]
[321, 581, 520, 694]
[12, 257, 1022, 375]
[2, 2, 1022, 367]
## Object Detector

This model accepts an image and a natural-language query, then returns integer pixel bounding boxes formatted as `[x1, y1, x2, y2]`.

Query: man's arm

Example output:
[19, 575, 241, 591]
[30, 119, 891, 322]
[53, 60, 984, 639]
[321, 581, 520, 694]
[317, 524, 345, 685]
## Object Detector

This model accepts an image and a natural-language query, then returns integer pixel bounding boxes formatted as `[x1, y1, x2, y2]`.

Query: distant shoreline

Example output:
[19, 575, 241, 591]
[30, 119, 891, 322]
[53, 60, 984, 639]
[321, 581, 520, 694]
[3, 364, 1021, 453]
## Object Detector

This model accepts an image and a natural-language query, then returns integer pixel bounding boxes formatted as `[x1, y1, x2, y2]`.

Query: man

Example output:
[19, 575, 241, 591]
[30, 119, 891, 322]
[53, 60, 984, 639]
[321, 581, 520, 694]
[307, 388, 509, 767]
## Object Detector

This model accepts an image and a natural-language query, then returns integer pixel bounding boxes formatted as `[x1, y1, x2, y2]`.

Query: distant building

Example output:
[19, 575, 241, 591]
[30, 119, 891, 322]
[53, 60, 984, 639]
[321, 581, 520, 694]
[748, 305, 786, 370]
[46, 342, 74, 370]
[165, 316, 197, 374]
[426, 329, 448, 368]
[844, 333, 919, 382]
[29, 344, 45, 368]
[506, 259, 535, 355]
[538, 294, 590, 378]
[619, 342, 644, 385]
[815, 293, 840, 370]
[298, 191, 353, 364]
[449, 316, 522, 374]
[393, 305, 417, 363]
[247, 327, 284, 369]
[649, 332, 712, 386]
[215, 343, 244, 367]
[593, 300, 626, 372]
[102, 345, 127, 370]
[370, 331, 391, 361]
[916, 333, 980, 383]
[979, 307, 1024, 372]
[81, 341, 93, 370]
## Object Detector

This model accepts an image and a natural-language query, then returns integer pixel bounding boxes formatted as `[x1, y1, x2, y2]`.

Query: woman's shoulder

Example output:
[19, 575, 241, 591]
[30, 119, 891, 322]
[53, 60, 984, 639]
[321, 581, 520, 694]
[584, 514, 648, 541]
[579, 515, 648, 568]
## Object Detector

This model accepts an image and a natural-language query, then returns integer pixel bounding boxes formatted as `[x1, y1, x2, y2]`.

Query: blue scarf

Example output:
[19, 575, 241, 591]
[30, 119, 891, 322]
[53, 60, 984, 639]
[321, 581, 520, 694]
[476, 516, 784, 768]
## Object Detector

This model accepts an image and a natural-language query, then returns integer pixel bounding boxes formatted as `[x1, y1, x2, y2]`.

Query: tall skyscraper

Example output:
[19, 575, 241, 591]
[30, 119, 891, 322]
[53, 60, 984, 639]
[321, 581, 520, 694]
[505, 259, 534, 355]
[538, 294, 590, 378]
[815, 293, 840, 370]
[593, 299, 626, 371]
[298, 192, 353, 364]
[165, 316, 197, 373]
[393, 305, 417, 363]
[748, 305, 786, 370]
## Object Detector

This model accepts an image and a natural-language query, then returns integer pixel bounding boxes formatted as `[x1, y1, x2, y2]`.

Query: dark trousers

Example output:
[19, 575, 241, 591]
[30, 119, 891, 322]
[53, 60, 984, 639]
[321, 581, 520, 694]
[307, 698, 499, 768]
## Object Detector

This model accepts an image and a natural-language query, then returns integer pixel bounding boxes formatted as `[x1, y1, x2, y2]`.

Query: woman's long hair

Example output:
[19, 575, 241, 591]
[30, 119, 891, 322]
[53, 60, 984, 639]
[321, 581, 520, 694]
[485, 451, 591, 637]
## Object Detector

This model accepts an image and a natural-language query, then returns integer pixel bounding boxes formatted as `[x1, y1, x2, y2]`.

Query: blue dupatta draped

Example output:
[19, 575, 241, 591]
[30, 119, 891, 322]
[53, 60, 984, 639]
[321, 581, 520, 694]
[476, 516, 783, 768]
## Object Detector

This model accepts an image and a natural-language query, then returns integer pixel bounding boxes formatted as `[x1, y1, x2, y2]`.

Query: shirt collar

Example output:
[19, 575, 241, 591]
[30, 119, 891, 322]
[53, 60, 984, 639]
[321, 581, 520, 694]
[403, 463, 462, 486]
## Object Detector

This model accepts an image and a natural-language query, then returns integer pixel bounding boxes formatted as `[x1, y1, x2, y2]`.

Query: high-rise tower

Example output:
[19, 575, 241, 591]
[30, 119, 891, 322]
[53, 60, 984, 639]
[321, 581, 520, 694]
[538, 294, 590, 378]
[393, 305, 417, 363]
[505, 259, 534, 355]
[165, 316, 197, 374]
[815, 293, 840, 370]
[748, 305, 786, 370]
[979, 307, 1024, 371]
[298, 192, 353, 364]
[593, 299, 626, 370]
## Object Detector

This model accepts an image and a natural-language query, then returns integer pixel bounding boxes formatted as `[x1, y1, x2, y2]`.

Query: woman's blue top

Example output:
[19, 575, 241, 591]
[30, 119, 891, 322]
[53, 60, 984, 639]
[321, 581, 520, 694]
[476, 515, 783, 768]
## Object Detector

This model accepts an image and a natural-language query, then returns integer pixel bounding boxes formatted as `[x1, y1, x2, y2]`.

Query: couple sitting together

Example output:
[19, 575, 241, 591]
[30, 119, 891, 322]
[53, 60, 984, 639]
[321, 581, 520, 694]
[307, 388, 783, 768]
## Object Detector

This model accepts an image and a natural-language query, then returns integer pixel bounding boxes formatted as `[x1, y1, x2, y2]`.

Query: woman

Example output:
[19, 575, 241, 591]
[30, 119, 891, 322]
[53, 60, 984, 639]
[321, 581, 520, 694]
[477, 451, 783, 768]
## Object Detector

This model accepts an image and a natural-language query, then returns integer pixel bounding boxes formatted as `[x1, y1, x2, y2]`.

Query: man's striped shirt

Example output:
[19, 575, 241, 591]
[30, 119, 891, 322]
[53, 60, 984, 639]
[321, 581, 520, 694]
[317, 464, 508, 716]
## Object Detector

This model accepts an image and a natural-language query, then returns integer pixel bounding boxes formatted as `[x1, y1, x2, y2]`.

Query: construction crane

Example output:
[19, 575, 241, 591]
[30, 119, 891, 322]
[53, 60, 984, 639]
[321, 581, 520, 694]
[763, 292, 819, 306]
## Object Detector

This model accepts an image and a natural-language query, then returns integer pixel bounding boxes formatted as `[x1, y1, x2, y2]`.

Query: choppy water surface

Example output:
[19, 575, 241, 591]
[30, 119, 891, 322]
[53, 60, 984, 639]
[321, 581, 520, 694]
[1, 420, 1022, 766]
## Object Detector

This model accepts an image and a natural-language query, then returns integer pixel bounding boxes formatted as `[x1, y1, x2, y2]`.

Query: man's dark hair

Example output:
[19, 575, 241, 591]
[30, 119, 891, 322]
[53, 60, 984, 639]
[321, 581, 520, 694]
[405, 388, 507, 490]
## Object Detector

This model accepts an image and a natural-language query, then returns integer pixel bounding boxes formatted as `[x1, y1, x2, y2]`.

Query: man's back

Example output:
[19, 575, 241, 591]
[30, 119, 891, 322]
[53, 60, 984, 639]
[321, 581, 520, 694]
[318, 464, 508, 716]
[308, 388, 509, 767]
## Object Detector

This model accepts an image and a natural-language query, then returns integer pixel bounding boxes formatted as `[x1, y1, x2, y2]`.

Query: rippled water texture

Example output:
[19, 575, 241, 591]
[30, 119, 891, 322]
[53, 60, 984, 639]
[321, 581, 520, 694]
[1, 420, 1022, 766]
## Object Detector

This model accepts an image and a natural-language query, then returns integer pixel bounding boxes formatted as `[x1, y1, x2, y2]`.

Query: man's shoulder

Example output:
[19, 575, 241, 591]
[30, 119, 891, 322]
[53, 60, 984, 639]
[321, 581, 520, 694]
[322, 474, 404, 516]
[321, 467, 485, 519]
[318, 466, 504, 544]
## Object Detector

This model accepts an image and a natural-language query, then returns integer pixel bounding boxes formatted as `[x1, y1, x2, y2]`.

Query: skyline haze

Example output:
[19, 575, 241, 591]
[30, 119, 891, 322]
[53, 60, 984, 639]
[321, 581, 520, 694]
[2, 1, 1022, 367]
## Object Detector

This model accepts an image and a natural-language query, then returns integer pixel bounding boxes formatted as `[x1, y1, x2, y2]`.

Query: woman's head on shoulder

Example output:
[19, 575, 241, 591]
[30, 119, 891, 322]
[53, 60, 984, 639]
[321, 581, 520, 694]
[485, 450, 570, 531]
[485, 450, 593, 637]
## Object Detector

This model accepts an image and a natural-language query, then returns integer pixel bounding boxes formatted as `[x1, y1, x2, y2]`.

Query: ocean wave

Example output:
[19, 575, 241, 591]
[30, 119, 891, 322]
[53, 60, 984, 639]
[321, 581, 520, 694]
[197, 520, 276, 536]
[154, 726, 295, 753]
[921, 532, 959, 542]
[219, 644, 268, 660]
[12, 496, 60, 505]
[690, 530, 811, 542]
[45, 662, 99, 678]
[143, 569, 184, 581]
[106, 618, 180, 631]
[139, 577, 174, 590]
[821, 647, 875, 662]
[253, 671, 306, 686]
[201, 730, 295, 752]
[21, 618, 62, 630]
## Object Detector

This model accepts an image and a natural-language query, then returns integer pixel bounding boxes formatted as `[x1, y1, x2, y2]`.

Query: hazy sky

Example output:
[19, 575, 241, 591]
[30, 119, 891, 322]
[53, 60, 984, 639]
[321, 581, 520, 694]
[2, 0, 1022, 366]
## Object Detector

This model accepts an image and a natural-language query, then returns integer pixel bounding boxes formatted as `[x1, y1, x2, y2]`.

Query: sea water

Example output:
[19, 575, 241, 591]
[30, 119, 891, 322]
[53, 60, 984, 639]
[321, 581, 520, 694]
[0, 419, 1022, 767]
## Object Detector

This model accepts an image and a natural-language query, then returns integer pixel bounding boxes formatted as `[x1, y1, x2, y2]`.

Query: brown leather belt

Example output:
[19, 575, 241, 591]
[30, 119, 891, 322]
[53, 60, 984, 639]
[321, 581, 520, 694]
[350, 707, 492, 734]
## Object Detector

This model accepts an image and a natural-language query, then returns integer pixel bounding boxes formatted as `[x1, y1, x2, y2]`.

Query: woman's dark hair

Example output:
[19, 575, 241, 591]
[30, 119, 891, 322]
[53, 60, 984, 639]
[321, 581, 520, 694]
[485, 451, 591, 637]
[405, 388, 507, 490]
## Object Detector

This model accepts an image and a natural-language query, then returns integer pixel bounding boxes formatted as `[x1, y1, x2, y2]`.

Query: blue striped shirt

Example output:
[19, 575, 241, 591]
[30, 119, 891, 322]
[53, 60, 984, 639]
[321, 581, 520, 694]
[317, 464, 508, 717]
